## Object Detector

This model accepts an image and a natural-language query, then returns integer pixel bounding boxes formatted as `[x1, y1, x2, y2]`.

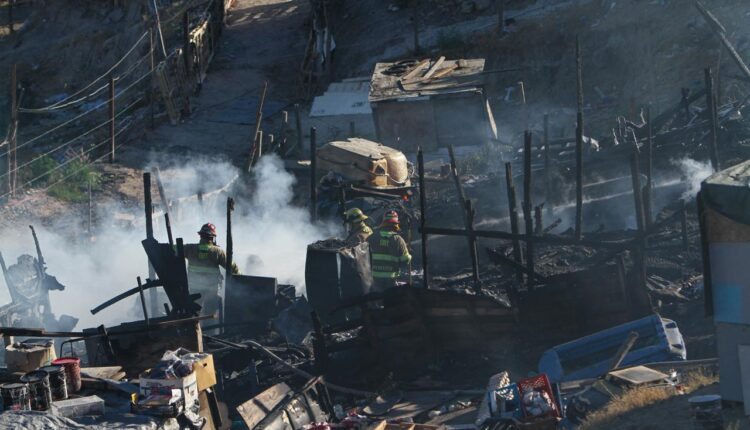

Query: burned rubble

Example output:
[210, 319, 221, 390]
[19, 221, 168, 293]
[3, 0, 750, 429]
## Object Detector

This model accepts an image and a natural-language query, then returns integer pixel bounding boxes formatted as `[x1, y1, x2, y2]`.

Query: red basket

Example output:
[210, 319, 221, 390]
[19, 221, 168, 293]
[517, 374, 561, 419]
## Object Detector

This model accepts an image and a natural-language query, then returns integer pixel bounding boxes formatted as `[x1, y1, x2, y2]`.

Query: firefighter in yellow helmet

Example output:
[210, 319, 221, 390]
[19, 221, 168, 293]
[343, 208, 373, 246]
[182, 223, 239, 321]
[368, 210, 411, 289]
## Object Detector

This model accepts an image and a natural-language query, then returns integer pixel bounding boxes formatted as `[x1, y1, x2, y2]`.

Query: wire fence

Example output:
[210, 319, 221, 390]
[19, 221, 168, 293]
[1, 0, 229, 202]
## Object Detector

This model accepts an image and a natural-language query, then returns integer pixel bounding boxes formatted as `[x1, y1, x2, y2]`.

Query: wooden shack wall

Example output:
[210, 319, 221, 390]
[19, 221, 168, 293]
[372, 91, 491, 152]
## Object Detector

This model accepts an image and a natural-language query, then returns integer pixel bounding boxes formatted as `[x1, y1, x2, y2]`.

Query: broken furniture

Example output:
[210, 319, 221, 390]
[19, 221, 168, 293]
[538, 314, 686, 383]
[369, 58, 498, 152]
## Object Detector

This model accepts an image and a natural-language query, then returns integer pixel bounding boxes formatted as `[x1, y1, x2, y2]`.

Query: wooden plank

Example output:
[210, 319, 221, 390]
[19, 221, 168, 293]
[402, 59, 430, 81]
[237, 382, 292, 429]
[422, 56, 446, 80]
[81, 366, 125, 380]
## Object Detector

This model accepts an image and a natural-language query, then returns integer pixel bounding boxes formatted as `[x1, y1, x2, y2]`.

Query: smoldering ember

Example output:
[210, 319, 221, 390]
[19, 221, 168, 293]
[3, 1, 750, 430]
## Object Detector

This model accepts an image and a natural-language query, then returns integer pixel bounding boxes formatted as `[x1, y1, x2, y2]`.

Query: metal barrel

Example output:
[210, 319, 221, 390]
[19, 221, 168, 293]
[20, 371, 52, 411]
[39, 365, 68, 400]
[0, 382, 30, 411]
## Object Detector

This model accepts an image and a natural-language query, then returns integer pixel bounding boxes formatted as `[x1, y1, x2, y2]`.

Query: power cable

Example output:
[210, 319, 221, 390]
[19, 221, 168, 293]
[19, 31, 149, 112]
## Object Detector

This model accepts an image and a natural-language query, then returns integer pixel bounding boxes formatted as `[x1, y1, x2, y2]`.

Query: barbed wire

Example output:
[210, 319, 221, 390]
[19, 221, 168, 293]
[1, 96, 145, 180]
[0, 120, 135, 200]
[19, 51, 152, 114]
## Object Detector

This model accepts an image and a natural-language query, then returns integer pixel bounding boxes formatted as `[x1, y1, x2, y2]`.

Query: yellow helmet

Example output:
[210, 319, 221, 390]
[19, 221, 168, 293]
[344, 208, 368, 223]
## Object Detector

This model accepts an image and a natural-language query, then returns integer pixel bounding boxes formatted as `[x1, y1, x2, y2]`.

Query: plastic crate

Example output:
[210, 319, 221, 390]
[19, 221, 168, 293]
[489, 383, 522, 419]
[517, 374, 561, 419]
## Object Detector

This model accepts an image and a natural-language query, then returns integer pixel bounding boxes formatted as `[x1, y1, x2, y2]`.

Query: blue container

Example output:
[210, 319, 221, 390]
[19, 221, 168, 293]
[538, 314, 686, 383]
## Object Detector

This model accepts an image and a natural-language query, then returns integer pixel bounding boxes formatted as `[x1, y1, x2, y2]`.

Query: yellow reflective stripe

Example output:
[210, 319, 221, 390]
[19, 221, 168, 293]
[400, 254, 412, 262]
[372, 253, 401, 262]
[189, 265, 219, 274]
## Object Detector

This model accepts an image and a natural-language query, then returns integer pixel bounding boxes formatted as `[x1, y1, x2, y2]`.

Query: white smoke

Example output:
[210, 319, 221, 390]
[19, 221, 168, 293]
[672, 157, 714, 201]
[0, 155, 340, 329]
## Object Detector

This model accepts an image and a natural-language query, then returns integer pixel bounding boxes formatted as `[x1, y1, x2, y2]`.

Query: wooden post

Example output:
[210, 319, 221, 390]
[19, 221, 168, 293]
[154, 167, 172, 223]
[575, 35, 584, 241]
[447, 144, 469, 227]
[137, 277, 150, 326]
[246, 81, 268, 170]
[534, 205, 542, 234]
[143, 173, 154, 240]
[504, 162, 523, 283]
[630, 153, 645, 236]
[644, 106, 653, 228]
[310, 127, 317, 222]
[88, 180, 93, 237]
[279, 111, 288, 153]
[256, 131, 263, 160]
[543, 113, 551, 210]
[149, 27, 156, 129]
[109, 76, 116, 163]
[417, 147, 429, 288]
[466, 199, 481, 289]
[224, 197, 235, 334]
[523, 131, 534, 290]
[704, 68, 720, 172]
[183, 12, 193, 87]
[349, 121, 355, 138]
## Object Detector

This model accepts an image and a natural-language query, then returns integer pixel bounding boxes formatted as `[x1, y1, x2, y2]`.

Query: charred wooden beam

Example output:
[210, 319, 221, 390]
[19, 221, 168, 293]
[417, 147, 429, 288]
[704, 68, 720, 171]
[523, 131, 534, 290]
[466, 200, 481, 289]
[644, 107, 653, 228]
[310, 127, 317, 222]
[504, 162, 524, 282]
[143, 172, 154, 240]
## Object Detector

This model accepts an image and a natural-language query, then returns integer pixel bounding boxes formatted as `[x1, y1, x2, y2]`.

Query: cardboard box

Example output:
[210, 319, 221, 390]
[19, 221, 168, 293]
[139, 370, 199, 417]
[187, 353, 216, 391]
[5, 341, 56, 373]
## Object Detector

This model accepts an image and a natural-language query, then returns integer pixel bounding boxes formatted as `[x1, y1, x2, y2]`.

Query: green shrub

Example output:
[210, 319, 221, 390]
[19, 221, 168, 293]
[27, 155, 59, 186]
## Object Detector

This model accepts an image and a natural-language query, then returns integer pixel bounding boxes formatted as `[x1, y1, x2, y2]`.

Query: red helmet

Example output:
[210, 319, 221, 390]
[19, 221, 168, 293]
[383, 210, 399, 225]
[198, 223, 217, 237]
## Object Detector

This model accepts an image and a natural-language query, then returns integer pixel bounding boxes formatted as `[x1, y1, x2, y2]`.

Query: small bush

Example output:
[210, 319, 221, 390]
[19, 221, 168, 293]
[27, 155, 59, 186]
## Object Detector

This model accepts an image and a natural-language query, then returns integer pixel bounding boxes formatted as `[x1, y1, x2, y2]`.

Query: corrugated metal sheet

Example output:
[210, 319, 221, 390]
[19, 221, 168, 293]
[310, 78, 372, 117]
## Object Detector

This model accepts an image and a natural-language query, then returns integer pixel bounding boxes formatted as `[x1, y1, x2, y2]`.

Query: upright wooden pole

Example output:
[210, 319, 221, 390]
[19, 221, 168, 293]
[447, 144, 469, 227]
[704, 68, 720, 171]
[149, 27, 156, 129]
[575, 35, 584, 240]
[310, 127, 317, 222]
[417, 147, 429, 288]
[109, 76, 116, 163]
[504, 162, 523, 283]
[630, 153, 645, 237]
[543, 113, 551, 210]
[466, 199, 481, 289]
[183, 12, 193, 84]
[279, 111, 289, 153]
[224, 197, 235, 334]
[143, 173, 154, 240]
[523, 131, 534, 290]
[644, 106, 653, 228]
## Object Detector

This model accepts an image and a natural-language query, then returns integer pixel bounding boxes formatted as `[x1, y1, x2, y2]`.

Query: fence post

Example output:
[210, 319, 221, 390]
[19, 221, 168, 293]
[310, 127, 317, 222]
[109, 76, 116, 163]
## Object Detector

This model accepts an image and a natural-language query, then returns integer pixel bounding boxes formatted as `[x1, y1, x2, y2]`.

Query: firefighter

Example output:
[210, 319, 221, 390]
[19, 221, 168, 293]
[183, 223, 240, 321]
[368, 210, 412, 289]
[343, 208, 373, 246]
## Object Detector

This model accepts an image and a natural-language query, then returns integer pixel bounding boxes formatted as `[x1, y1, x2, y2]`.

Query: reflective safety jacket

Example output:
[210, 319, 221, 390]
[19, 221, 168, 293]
[368, 229, 412, 279]
[182, 243, 239, 289]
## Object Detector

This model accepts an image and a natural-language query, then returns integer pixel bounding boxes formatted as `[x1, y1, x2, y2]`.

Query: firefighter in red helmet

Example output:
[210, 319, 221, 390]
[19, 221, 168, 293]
[183, 223, 239, 324]
[368, 210, 411, 290]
